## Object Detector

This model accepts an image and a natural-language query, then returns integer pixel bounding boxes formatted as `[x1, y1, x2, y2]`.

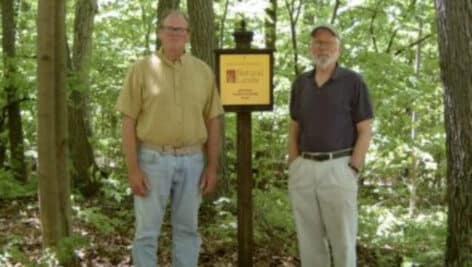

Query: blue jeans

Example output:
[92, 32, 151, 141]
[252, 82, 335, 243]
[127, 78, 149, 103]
[132, 147, 204, 267]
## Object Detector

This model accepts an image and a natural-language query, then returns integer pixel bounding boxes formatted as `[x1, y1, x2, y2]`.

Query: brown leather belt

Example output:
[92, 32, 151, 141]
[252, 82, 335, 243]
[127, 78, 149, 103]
[301, 149, 352, 161]
[141, 143, 202, 155]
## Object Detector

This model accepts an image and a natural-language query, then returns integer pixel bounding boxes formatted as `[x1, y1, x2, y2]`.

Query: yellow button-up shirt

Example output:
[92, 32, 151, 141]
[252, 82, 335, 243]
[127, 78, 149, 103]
[116, 50, 223, 147]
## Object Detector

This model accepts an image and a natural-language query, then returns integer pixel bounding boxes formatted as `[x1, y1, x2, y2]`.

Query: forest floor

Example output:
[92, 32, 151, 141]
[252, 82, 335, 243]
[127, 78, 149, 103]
[0, 195, 395, 267]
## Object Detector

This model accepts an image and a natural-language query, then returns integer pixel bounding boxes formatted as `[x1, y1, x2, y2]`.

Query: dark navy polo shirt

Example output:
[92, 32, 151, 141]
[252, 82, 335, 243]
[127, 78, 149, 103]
[289, 65, 374, 153]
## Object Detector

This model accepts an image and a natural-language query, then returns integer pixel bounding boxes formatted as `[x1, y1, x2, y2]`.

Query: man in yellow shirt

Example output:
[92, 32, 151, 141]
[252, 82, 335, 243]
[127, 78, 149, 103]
[116, 10, 223, 267]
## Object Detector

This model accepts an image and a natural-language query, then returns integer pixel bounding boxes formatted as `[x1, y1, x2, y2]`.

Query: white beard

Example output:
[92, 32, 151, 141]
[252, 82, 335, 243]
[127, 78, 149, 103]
[312, 54, 338, 69]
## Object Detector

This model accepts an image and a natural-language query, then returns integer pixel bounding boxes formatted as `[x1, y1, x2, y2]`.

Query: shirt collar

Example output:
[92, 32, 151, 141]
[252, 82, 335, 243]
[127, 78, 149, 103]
[156, 48, 188, 65]
[311, 63, 342, 80]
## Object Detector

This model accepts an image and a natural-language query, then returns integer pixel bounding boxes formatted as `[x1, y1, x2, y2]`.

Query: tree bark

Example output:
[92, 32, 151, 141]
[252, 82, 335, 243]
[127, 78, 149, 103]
[2, 0, 27, 182]
[187, 0, 228, 197]
[37, 0, 72, 256]
[0, 112, 5, 168]
[435, 0, 472, 265]
[68, 0, 100, 196]
[188, 0, 216, 70]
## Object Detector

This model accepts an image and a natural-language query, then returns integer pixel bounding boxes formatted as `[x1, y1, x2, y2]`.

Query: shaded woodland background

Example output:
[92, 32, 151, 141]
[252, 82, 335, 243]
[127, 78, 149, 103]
[1, 0, 471, 266]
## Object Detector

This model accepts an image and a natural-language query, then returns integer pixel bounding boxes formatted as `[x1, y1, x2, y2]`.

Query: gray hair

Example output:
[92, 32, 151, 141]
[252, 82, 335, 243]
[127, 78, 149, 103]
[158, 9, 190, 29]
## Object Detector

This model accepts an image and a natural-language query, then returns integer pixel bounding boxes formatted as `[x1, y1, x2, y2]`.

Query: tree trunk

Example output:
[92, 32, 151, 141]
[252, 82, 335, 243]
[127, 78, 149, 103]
[187, 0, 228, 198]
[408, 19, 423, 218]
[284, 0, 302, 76]
[435, 0, 472, 265]
[37, 0, 72, 259]
[217, 0, 229, 48]
[187, 0, 231, 198]
[139, 1, 153, 54]
[264, 0, 277, 49]
[2, 0, 27, 182]
[0, 113, 5, 168]
[188, 0, 216, 70]
[67, 0, 100, 196]
[156, 0, 181, 49]
[330, 0, 340, 24]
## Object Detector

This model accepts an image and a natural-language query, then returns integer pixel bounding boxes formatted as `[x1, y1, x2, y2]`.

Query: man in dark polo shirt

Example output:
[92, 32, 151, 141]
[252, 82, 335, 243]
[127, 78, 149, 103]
[288, 25, 373, 267]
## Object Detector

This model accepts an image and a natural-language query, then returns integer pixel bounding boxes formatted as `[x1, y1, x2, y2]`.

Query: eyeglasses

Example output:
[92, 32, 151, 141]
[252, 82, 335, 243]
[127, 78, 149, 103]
[311, 40, 337, 48]
[161, 25, 189, 34]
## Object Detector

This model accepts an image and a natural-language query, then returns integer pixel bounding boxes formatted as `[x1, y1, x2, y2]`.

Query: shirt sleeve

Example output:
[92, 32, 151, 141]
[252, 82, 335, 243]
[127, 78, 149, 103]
[289, 79, 300, 121]
[352, 74, 374, 123]
[115, 63, 142, 119]
[203, 75, 224, 120]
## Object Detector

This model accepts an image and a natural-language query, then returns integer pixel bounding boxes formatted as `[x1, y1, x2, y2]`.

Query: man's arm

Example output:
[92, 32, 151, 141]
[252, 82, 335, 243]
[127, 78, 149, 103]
[200, 116, 221, 195]
[350, 119, 373, 171]
[122, 115, 149, 197]
[288, 119, 300, 164]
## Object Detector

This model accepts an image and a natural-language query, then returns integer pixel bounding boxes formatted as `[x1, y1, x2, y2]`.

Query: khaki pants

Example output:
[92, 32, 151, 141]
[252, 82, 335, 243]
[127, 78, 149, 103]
[288, 156, 358, 267]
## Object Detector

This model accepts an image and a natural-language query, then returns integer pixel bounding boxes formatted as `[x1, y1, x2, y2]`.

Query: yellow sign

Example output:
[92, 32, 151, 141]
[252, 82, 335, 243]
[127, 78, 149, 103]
[219, 54, 271, 106]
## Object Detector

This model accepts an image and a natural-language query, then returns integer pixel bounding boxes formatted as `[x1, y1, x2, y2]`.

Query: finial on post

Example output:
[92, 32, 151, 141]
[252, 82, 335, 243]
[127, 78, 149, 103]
[233, 18, 253, 49]
[240, 19, 246, 32]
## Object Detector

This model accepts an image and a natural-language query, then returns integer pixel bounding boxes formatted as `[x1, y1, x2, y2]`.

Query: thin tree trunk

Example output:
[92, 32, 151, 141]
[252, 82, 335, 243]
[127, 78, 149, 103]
[265, 0, 277, 49]
[139, 0, 153, 54]
[284, 0, 303, 76]
[218, 0, 229, 48]
[37, 0, 72, 260]
[0, 112, 5, 168]
[2, 0, 27, 182]
[330, 0, 340, 24]
[264, 0, 280, 188]
[67, 0, 100, 196]
[435, 0, 472, 265]
[408, 19, 423, 218]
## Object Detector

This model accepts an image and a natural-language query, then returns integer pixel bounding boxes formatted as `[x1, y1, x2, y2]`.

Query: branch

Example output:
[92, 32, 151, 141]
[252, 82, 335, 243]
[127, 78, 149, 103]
[369, 9, 379, 53]
[330, 0, 340, 24]
[1, 97, 32, 115]
[293, 0, 303, 25]
[394, 34, 432, 56]
[284, 0, 293, 17]
[385, 28, 399, 54]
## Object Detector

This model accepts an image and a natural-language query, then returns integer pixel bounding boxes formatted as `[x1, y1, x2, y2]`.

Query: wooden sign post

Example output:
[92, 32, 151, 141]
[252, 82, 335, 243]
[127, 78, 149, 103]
[215, 21, 274, 267]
